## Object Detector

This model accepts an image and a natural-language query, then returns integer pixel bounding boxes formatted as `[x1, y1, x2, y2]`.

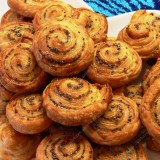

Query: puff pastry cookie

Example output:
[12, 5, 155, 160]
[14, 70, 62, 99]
[93, 143, 147, 160]
[87, 40, 142, 88]
[33, 19, 94, 76]
[36, 130, 93, 160]
[6, 93, 53, 134]
[43, 77, 112, 126]
[83, 95, 141, 145]
[118, 22, 159, 59]
[78, 8, 108, 43]
[7, 0, 55, 18]
[140, 78, 160, 140]
[0, 115, 40, 160]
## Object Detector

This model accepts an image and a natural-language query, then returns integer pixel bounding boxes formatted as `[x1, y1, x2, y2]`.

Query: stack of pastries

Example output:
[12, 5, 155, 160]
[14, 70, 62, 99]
[0, 0, 159, 159]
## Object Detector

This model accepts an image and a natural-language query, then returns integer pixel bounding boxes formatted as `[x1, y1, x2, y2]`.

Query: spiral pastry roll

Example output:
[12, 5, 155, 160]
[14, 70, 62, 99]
[87, 40, 142, 88]
[83, 95, 141, 145]
[140, 78, 160, 140]
[0, 43, 49, 93]
[131, 10, 157, 24]
[43, 77, 112, 126]
[118, 22, 159, 59]
[78, 8, 108, 43]
[93, 143, 147, 160]
[0, 115, 41, 160]
[36, 130, 93, 160]
[33, 19, 94, 76]
[143, 59, 160, 92]
[146, 135, 160, 153]
[0, 84, 14, 114]
[124, 84, 143, 107]
[0, 22, 34, 51]
[1, 9, 30, 24]
[7, 0, 55, 18]
[6, 93, 53, 134]
[33, 1, 86, 30]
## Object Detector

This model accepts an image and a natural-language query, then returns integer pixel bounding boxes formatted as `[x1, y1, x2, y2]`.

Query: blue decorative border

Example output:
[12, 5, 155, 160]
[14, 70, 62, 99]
[84, 0, 160, 17]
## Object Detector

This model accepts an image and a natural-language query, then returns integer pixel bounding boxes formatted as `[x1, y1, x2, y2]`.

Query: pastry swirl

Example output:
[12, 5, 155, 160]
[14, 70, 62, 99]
[6, 93, 52, 134]
[7, 0, 55, 18]
[140, 78, 160, 140]
[33, 19, 94, 76]
[0, 22, 34, 51]
[83, 95, 141, 145]
[36, 130, 93, 160]
[93, 143, 147, 160]
[0, 43, 49, 93]
[143, 59, 160, 93]
[118, 22, 159, 59]
[1, 9, 30, 24]
[43, 77, 112, 126]
[33, 1, 82, 30]
[0, 115, 40, 160]
[87, 40, 142, 88]
[0, 83, 14, 114]
[78, 8, 108, 43]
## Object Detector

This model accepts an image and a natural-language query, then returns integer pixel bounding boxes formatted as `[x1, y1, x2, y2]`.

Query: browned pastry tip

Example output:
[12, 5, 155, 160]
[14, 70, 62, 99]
[7, 0, 56, 18]
[33, 19, 94, 76]
[36, 130, 93, 160]
[43, 77, 112, 126]
[83, 94, 141, 146]
[6, 93, 53, 134]
[93, 143, 148, 160]
[87, 40, 142, 88]
[0, 115, 41, 160]
[140, 78, 160, 140]
[0, 42, 49, 93]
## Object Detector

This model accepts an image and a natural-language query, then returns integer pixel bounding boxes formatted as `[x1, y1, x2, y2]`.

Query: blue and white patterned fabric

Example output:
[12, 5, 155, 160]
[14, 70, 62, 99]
[84, 0, 160, 17]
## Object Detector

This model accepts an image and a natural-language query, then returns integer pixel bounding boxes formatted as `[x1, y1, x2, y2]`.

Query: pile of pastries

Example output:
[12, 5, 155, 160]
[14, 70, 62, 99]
[0, 0, 160, 159]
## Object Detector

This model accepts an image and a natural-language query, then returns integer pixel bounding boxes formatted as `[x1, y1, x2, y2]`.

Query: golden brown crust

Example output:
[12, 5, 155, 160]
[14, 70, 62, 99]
[1, 9, 29, 24]
[93, 143, 148, 160]
[36, 130, 93, 160]
[146, 135, 160, 153]
[78, 8, 108, 43]
[7, 0, 55, 18]
[0, 22, 34, 52]
[140, 78, 160, 140]
[43, 77, 112, 126]
[6, 93, 53, 134]
[83, 95, 141, 146]
[0, 83, 14, 114]
[87, 40, 142, 88]
[143, 59, 160, 92]
[118, 22, 159, 59]
[33, 1, 81, 30]
[0, 43, 49, 93]
[33, 19, 94, 76]
[0, 115, 41, 160]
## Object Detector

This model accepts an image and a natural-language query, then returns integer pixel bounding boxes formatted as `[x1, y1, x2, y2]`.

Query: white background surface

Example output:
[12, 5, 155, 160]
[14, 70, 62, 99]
[0, 0, 160, 159]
